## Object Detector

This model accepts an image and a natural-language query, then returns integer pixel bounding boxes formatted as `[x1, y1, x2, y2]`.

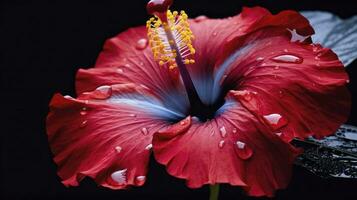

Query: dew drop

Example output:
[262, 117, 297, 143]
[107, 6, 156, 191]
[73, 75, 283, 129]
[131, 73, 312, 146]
[80, 110, 87, 116]
[346, 79, 350, 84]
[111, 169, 127, 185]
[256, 57, 264, 61]
[274, 66, 280, 70]
[124, 63, 131, 68]
[232, 128, 237, 134]
[271, 54, 303, 64]
[283, 49, 289, 52]
[212, 31, 218, 36]
[218, 140, 225, 148]
[236, 141, 245, 149]
[235, 141, 253, 160]
[84, 100, 89, 104]
[141, 127, 149, 136]
[115, 146, 122, 153]
[64, 95, 74, 99]
[219, 126, 227, 138]
[194, 15, 208, 22]
[117, 68, 124, 74]
[287, 28, 309, 43]
[145, 143, 153, 150]
[80, 120, 87, 128]
[263, 113, 288, 130]
[275, 132, 282, 137]
[129, 113, 137, 117]
[139, 61, 144, 66]
[135, 176, 146, 186]
[136, 38, 148, 50]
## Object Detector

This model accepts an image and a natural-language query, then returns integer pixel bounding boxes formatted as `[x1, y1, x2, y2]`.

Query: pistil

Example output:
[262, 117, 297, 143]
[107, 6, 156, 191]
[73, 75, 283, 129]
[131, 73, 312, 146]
[146, 0, 207, 117]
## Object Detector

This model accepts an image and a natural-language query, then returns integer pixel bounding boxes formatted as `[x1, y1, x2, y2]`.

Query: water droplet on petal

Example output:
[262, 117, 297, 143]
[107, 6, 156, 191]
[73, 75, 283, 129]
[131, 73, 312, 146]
[212, 31, 217, 36]
[274, 66, 280, 70]
[346, 79, 350, 84]
[283, 49, 289, 52]
[111, 169, 127, 185]
[271, 54, 303, 64]
[219, 126, 227, 138]
[117, 68, 124, 74]
[263, 113, 288, 130]
[210, 130, 215, 136]
[80, 120, 87, 128]
[194, 15, 208, 22]
[236, 141, 245, 149]
[141, 127, 148, 136]
[232, 128, 237, 134]
[64, 95, 74, 99]
[218, 140, 225, 148]
[115, 146, 122, 153]
[191, 116, 200, 122]
[287, 28, 309, 43]
[129, 113, 137, 117]
[136, 38, 148, 50]
[139, 62, 144, 66]
[84, 100, 89, 104]
[80, 110, 87, 116]
[275, 132, 282, 137]
[145, 143, 153, 150]
[135, 176, 146, 186]
[235, 141, 253, 160]
[256, 57, 264, 61]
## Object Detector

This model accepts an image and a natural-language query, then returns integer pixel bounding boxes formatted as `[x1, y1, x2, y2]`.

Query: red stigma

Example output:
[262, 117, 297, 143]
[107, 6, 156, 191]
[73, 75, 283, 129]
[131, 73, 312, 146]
[147, 0, 173, 22]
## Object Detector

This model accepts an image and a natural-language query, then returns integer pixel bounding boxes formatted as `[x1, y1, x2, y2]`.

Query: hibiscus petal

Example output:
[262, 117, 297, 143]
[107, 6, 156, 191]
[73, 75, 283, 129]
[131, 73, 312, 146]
[301, 11, 357, 66]
[77, 26, 189, 107]
[152, 97, 301, 197]
[218, 26, 350, 141]
[47, 83, 176, 189]
[188, 7, 314, 104]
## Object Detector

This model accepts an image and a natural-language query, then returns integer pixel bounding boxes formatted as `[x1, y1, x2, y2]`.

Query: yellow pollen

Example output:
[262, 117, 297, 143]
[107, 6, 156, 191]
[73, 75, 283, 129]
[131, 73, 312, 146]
[147, 9, 196, 68]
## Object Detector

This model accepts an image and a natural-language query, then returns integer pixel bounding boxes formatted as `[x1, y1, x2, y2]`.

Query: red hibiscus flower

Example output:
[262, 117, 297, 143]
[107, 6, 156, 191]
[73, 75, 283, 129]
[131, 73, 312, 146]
[46, 0, 350, 197]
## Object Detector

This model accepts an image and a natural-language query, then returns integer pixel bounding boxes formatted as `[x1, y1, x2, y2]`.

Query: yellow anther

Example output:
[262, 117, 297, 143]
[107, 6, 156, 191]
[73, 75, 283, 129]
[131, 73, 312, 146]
[190, 48, 196, 54]
[147, 9, 195, 70]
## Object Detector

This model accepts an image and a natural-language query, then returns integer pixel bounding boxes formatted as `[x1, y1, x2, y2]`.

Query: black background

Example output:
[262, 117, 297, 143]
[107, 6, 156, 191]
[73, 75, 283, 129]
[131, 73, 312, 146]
[1, 0, 357, 199]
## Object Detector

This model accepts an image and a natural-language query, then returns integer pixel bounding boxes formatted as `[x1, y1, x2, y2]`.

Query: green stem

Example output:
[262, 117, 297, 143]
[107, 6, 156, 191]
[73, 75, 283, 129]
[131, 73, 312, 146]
[209, 184, 220, 200]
